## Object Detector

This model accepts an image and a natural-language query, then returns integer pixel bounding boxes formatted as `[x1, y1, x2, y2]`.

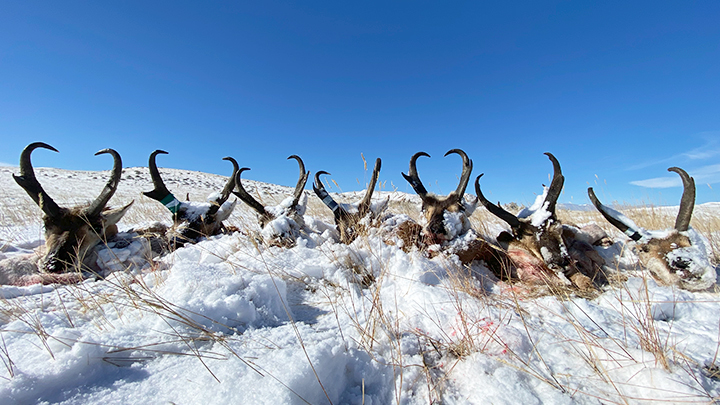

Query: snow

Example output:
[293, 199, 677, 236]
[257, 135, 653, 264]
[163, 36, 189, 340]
[517, 187, 553, 227]
[1, 166, 720, 404]
[94, 232, 152, 274]
[259, 194, 308, 242]
[667, 229, 717, 290]
[179, 198, 236, 224]
[266, 195, 307, 219]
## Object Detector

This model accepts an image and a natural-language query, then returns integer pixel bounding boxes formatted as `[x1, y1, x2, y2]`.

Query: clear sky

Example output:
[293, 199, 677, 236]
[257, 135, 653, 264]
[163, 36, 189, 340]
[1, 1, 719, 206]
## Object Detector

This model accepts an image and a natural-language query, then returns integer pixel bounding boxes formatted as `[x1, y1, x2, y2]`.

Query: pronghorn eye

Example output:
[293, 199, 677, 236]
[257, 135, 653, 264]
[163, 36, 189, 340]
[671, 257, 691, 270]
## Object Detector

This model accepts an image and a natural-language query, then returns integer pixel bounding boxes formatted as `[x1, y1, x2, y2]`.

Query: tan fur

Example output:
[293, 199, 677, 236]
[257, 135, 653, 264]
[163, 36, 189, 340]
[492, 222, 605, 289]
[389, 221, 425, 252]
[39, 204, 131, 273]
[637, 231, 692, 286]
[420, 197, 467, 244]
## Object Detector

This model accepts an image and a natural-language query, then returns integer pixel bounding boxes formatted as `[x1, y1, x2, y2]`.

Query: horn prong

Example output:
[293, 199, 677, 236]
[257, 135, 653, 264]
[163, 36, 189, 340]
[445, 149, 473, 200]
[232, 168, 268, 216]
[475, 174, 521, 229]
[402, 151, 430, 197]
[85, 148, 123, 218]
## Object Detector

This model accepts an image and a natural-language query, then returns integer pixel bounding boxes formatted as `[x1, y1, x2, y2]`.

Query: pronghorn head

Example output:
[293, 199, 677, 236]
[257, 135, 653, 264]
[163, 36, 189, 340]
[589, 167, 715, 291]
[402, 149, 476, 246]
[143, 150, 237, 245]
[314, 157, 388, 244]
[13, 142, 132, 273]
[476, 153, 570, 276]
[233, 155, 310, 245]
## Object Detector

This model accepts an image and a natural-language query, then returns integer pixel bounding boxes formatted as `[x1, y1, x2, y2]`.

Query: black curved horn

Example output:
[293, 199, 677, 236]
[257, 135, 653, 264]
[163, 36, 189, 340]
[288, 155, 310, 209]
[85, 148, 123, 218]
[402, 152, 430, 198]
[588, 187, 643, 241]
[475, 174, 521, 229]
[232, 168, 268, 216]
[13, 142, 62, 218]
[668, 167, 695, 232]
[445, 149, 473, 200]
[143, 150, 171, 201]
[313, 171, 347, 217]
[219, 156, 239, 205]
[543, 152, 564, 216]
[207, 156, 239, 216]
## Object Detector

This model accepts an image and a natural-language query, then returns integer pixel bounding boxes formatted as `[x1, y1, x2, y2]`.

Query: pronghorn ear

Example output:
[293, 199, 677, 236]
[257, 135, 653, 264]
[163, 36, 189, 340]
[496, 231, 515, 249]
[102, 200, 134, 226]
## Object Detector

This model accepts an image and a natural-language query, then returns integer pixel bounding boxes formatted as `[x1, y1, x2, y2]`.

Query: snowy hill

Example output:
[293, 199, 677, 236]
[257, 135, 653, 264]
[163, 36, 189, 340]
[1, 166, 720, 404]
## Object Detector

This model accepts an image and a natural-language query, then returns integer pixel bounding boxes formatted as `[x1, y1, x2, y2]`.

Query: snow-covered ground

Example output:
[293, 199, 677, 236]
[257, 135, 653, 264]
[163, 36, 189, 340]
[1, 165, 720, 404]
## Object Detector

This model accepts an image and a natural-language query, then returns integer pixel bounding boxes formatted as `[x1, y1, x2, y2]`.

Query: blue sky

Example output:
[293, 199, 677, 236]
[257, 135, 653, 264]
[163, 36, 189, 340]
[1, 1, 719, 206]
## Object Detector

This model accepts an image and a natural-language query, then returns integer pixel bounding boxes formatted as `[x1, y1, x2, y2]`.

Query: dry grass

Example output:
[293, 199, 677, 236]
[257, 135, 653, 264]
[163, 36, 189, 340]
[439, 262, 720, 403]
